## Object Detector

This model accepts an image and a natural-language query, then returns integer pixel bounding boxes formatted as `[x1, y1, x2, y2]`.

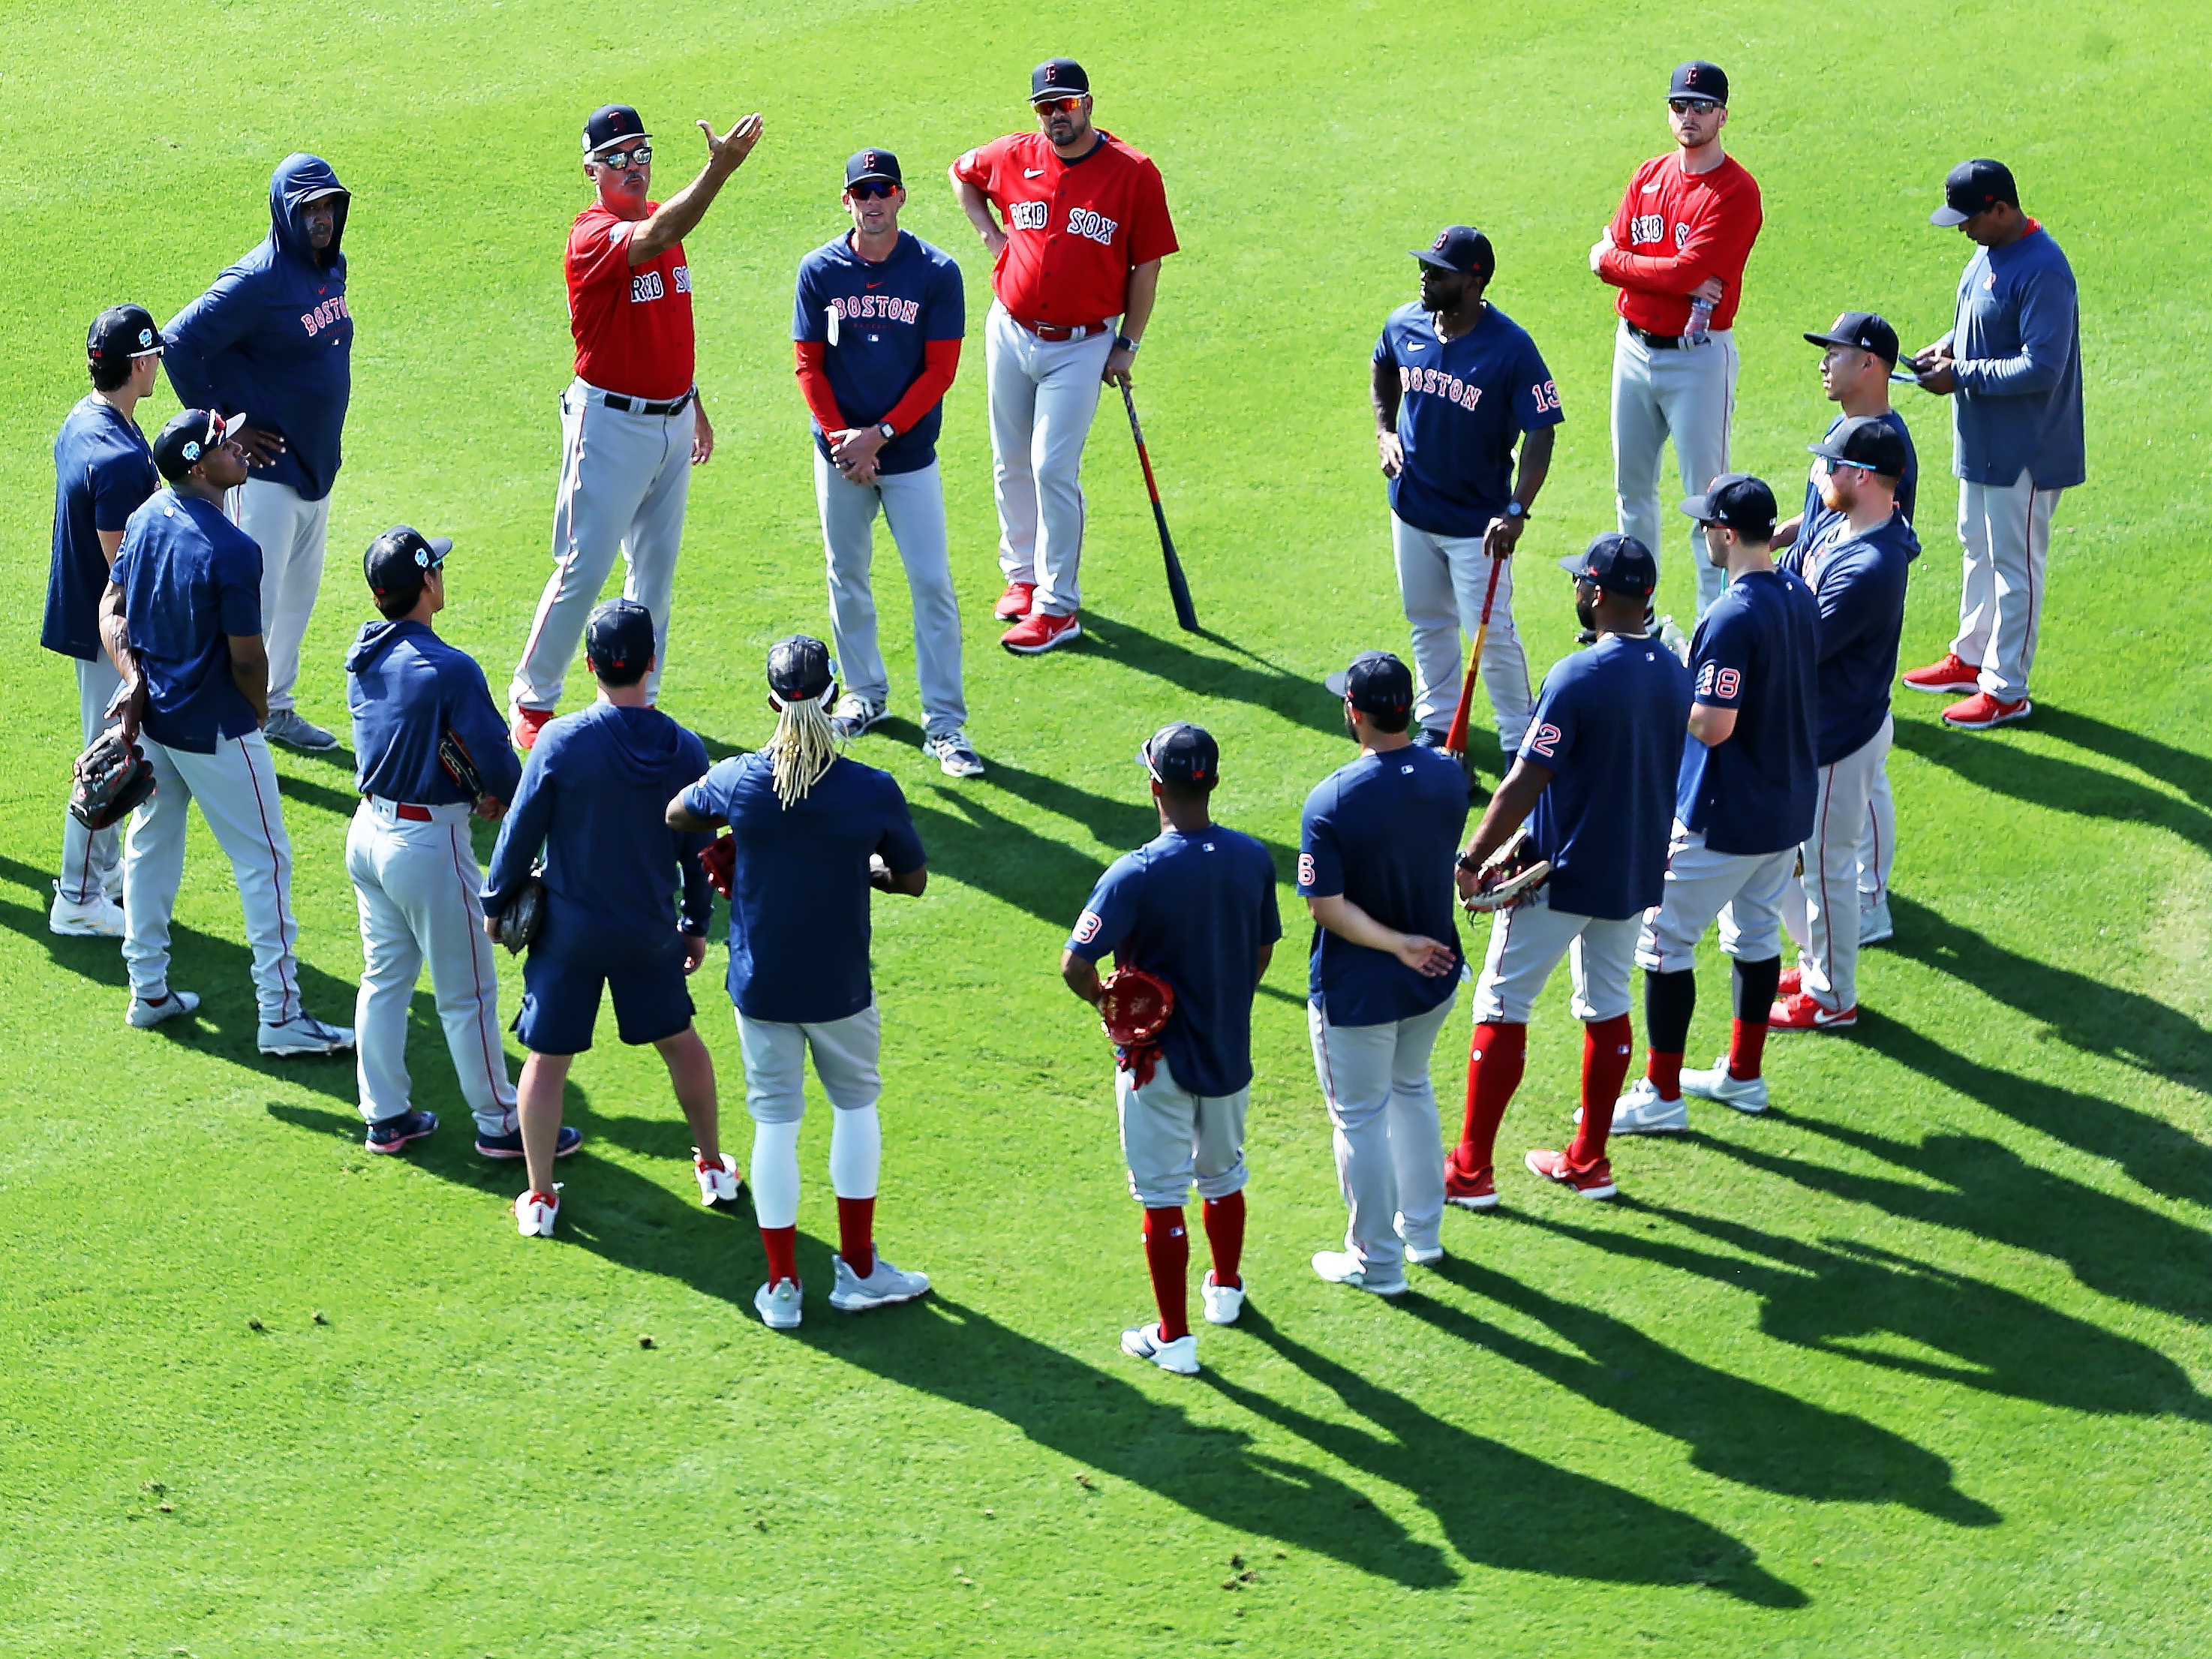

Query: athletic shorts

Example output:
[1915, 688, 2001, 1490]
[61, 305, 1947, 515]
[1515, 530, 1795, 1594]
[514, 946, 694, 1055]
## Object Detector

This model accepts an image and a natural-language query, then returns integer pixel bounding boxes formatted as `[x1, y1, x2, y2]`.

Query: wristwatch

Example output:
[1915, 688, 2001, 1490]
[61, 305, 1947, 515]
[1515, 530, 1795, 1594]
[876, 421, 896, 441]
[1115, 333, 1140, 355]
[1504, 500, 1528, 521]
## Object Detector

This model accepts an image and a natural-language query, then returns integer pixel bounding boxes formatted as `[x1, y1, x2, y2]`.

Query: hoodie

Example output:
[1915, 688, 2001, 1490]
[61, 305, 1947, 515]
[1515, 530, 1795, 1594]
[1783, 511, 1921, 766]
[164, 154, 353, 502]
[346, 619, 521, 808]
[482, 702, 714, 961]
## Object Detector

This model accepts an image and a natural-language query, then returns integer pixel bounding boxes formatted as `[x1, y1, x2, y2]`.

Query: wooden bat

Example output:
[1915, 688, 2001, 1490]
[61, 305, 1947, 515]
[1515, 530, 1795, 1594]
[1441, 551, 1507, 757]
[1118, 380, 1200, 633]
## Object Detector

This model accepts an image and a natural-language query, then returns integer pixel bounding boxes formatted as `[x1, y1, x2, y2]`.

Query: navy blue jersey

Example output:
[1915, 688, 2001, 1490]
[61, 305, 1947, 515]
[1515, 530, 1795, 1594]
[1519, 636, 1692, 918]
[1796, 408, 1919, 549]
[346, 620, 521, 808]
[1676, 568, 1821, 855]
[1373, 301, 1563, 538]
[44, 397, 159, 661]
[683, 753, 925, 1026]
[792, 230, 965, 475]
[1297, 747, 1468, 1025]
[110, 491, 263, 753]
[1067, 827, 1282, 1097]
[1781, 513, 1917, 765]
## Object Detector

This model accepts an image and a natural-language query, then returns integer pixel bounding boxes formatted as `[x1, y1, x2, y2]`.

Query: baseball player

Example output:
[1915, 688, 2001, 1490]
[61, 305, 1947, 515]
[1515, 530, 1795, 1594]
[101, 409, 354, 1056]
[164, 155, 353, 753]
[1772, 418, 1917, 1031]
[669, 636, 933, 1330]
[484, 600, 725, 1236]
[1606, 476, 1818, 1134]
[509, 104, 765, 746]
[1444, 534, 1690, 1205]
[345, 527, 533, 1157]
[1062, 723, 1281, 1375]
[1904, 159, 2084, 731]
[1299, 652, 1468, 1294]
[951, 58, 1180, 654]
[1373, 227, 1564, 758]
[1593, 61, 1763, 617]
[792, 148, 983, 777]
[45, 305, 164, 938]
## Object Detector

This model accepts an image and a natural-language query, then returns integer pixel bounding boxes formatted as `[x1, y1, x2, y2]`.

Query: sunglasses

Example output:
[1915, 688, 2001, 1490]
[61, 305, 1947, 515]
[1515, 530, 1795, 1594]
[1667, 98, 1720, 115]
[1032, 95, 1085, 115]
[593, 143, 652, 170]
[848, 180, 898, 200]
[1814, 456, 1877, 475]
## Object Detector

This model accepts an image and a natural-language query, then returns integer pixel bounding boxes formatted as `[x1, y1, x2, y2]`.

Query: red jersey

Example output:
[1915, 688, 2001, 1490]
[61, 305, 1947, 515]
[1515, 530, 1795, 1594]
[952, 131, 1178, 328]
[1597, 153, 1763, 334]
[566, 202, 695, 400]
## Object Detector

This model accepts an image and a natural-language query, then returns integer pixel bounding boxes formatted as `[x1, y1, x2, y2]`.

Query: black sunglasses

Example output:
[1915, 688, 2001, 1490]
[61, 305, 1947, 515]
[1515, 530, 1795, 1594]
[848, 180, 898, 200]
[594, 143, 653, 170]
[1667, 98, 1720, 115]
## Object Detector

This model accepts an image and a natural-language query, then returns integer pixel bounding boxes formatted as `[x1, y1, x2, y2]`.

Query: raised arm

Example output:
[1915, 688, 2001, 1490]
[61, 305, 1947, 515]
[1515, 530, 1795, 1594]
[628, 115, 763, 267]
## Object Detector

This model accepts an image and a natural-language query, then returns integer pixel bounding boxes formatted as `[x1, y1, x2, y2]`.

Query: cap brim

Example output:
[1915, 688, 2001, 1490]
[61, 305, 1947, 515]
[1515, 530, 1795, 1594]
[588, 134, 653, 155]
[302, 188, 348, 203]
[1929, 206, 1970, 227]
[1323, 669, 1351, 696]
[1030, 92, 1086, 104]
[1679, 494, 1720, 522]
[1411, 250, 1465, 270]
[847, 173, 900, 186]
[1806, 440, 1847, 461]
[216, 411, 248, 438]
[1802, 331, 1853, 350]
[425, 536, 454, 560]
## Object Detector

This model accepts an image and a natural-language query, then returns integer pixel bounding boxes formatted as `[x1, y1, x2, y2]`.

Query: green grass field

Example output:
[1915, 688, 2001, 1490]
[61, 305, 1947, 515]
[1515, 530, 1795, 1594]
[3, 2, 2209, 1653]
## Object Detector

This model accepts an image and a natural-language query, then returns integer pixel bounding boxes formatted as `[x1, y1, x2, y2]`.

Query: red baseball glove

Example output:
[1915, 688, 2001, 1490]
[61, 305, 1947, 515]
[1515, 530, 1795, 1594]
[699, 833, 736, 898]
[1097, 966, 1175, 1089]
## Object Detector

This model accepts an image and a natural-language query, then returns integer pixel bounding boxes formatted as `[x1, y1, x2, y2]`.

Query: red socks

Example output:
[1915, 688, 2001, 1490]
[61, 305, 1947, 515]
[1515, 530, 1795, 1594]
[1142, 1207, 1192, 1341]
[1646, 1048, 1684, 1101]
[1728, 1019, 1768, 1081]
[1202, 1192, 1245, 1289]
[1570, 1014, 1635, 1165]
[760, 1224, 798, 1286]
[837, 1196, 876, 1280]
[1456, 1022, 1528, 1170]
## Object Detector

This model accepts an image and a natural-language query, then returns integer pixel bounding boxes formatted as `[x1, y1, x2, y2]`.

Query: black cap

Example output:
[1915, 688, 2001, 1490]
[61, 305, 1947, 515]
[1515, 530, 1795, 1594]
[1809, 414, 1910, 479]
[1803, 311, 1900, 367]
[1411, 225, 1496, 279]
[1137, 722, 1218, 786]
[766, 634, 835, 705]
[1324, 651, 1416, 718]
[363, 526, 453, 600]
[1681, 473, 1778, 539]
[1031, 59, 1089, 101]
[152, 408, 245, 482]
[585, 599, 656, 676]
[1931, 158, 2018, 227]
[1559, 533, 1660, 599]
[1670, 61, 1729, 104]
[87, 305, 163, 367]
[846, 148, 902, 188]
[582, 104, 651, 155]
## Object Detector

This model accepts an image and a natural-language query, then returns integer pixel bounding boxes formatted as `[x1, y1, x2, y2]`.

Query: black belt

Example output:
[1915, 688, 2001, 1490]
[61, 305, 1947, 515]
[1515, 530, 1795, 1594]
[601, 388, 696, 416]
[1626, 324, 1685, 350]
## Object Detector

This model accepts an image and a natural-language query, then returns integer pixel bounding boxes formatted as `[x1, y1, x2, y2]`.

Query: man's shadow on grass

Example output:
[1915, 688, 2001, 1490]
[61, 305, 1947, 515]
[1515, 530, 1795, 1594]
[1077, 613, 1346, 741]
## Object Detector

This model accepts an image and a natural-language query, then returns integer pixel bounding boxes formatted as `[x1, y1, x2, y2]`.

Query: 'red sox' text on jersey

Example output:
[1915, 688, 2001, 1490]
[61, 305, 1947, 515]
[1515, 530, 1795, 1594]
[1597, 154, 1763, 335]
[952, 131, 1179, 328]
[566, 200, 696, 401]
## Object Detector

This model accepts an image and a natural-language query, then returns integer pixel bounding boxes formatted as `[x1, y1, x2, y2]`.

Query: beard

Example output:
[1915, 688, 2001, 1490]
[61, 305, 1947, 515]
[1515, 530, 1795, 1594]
[1575, 590, 1600, 631]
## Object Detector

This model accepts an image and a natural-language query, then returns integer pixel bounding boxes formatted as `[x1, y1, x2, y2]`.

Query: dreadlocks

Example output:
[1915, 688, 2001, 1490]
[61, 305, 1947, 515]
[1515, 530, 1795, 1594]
[766, 693, 841, 807]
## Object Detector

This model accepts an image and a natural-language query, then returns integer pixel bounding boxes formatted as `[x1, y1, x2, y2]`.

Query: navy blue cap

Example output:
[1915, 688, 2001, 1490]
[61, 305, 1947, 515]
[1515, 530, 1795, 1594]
[87, 305, 163, 366]
[846, 148, 901, 188]
[1804, 311, 1900, 367]
[1138, 722, 1218, 786]
[1411, 225, 1496, 279]
[766, 635, 835, 704]
[585, 599, 656, 676]
[1559, 533, 1659, 599]
[1809, 415, 1910, 478]
[1681, 473, 1778, 537]
[582, 104, 650, 155]
[1931, 158, 2017, 227]
[364, 526, 452, 599]
[1031, 59, 1089, 101]
[152, 407, 245, 482]
[1324, 651, 1415, 717]
[1670, 61, 1729, 104]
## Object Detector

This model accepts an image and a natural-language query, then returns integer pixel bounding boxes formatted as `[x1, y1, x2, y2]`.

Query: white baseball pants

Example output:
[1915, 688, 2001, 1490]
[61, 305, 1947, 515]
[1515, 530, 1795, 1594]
[1795, 717, 1892, 1014]
[1611, 321, 1739, 617]
[1390, 514, 1533, 755]
[1636, 823, 1795, 972]
[1471, 888, 1639, 1026]
[122, 729, 305, 1026]
[1117, 1057, 1250, 1210]
[814, 452, 968, 736]
[230, 478, 333, 716]
[346, 798, 515, 1135]
[1307, 992, 1456, 1277]
[58, 654, 125, 905]
[512, 380, 695, 711]
[1954, 470, 2061, 702]
[985, 302, 1113, 618]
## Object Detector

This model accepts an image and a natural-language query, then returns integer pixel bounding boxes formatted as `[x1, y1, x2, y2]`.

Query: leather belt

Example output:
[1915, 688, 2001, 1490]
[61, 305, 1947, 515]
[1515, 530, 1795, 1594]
[1017, 319, 1108, 341]
[601, 388, 696, 416]
[1626, 324, 1685, 350]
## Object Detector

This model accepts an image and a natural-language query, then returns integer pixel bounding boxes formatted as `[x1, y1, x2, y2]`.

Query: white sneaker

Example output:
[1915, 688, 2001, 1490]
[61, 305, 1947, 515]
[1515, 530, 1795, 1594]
[1611, 1075, 1690, 1135]
[515, 1186, 561, 1237]
[922, 730, 986, 777]
[51, 891, 125, 938]
[694, 1150, 742, 1205]
[1680, 1057, 1771, 1114]
[263, 709, 339, 753]
[258, 1013, 356, 1056]
[756, 1277, 804, 1330]
[1201, 1270, 1246, 1325]
[1859, 894, 1894, 946]
[126, 989, 200, 1029]
[1311, 1250, 1408, 1297]
[829, 695, 887, 740]
[1402, 1243, 1444, 1267]
[1120, 1321, 1200, 1374]
[829, 1252, 931, 1312]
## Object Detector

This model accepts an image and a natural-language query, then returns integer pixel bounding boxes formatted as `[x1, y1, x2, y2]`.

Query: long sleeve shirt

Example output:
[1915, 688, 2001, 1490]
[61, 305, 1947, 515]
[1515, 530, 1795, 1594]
[1598, 152, 1763, 335]
[1940, 223, 2084, 489]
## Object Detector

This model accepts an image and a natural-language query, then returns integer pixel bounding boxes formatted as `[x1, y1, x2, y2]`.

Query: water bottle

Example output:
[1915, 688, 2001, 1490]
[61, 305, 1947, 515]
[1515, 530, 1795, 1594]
[1684, 296, 1714, 345]
[1658, 615, 1691, 664]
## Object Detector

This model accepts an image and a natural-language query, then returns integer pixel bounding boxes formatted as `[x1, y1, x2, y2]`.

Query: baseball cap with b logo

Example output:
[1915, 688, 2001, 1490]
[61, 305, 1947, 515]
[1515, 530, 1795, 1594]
[87, 304, 164, 367]
[1411, 225, 1497, 279]
[1559, 533, 1660, 599]
[364, 525, 453, 600]
[1669, 60, 1729, 104]
[1803, 311, 1901, 367]
[583, 104, 651, 154]
[585, 599, 657, 678]
[1680, 473, 1778, 539]
[152, 407, 247, 482]
[846, 149, 902, 188]
[1138, 722, 1218, 786]
[1931, 158, 2018, 227]
[1809, 415, 1910, 479]
[1324, 651, 1416, 718]
[1031, 58, 1089, 101]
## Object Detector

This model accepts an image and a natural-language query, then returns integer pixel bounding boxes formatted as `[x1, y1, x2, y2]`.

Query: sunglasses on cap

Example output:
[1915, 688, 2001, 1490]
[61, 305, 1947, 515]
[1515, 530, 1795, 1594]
[593, 143, 652, 170]
[847, 180, 898, 200]
[1667, 97, 1721, 115]
[1032, 95, 1085, 114]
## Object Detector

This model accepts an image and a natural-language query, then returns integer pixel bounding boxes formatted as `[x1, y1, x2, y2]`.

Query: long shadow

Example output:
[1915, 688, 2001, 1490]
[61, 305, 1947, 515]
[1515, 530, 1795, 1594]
[904, 787, 1110, 930]
[1416, 1249, 1996, 1525]
[1892, 716, 2212, 856]
[981, 759, 1300, 877]
[2036, 706, 2212, 813]
[1207, 1308, 1805, 1605]
[272, 769, 361, 822]
[1078, 612, 1345, 739]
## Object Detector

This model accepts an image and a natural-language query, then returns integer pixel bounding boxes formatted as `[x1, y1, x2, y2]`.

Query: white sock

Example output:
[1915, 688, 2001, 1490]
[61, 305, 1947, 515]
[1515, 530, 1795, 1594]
[828, 1103, 881, 1200]
[750, 1120, 803, 1229]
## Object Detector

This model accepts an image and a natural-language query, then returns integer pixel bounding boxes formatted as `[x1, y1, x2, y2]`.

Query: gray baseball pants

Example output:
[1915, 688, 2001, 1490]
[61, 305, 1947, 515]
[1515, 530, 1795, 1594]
[1307, 991, 1456, 1278]
[1391, 514, 1534, 756]
[1611, 320, 1738, 616]
[1955, 470, 2061, 702]
[985, 302, 1112, 618]
[814, 451, 967, 736]
[230, 478, 332, 717]
[58, 654, 125, 905]
[1796, 716, 1892, 1014]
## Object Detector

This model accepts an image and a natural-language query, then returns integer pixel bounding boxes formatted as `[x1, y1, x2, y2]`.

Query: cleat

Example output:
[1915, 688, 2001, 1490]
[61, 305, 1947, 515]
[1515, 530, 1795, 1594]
[1000, 610, 1081, 655]
[1769, 991, 1857, 1031]
[694, 1150, 743, 1205]
[1901, 653, 1981, 695]
[1778, 966, 1802, 998]
[1610, 1074, 1690, 1135]
[1444, 1148, 1498, 1210]
[829, 1252, 931, 1312]
[993, 581, 1036, 621]
[1524, 1148, 1618, 1200]
[51, 892, 125, 938]
[1680, 1057, 1771, 1114]
[830, 693, 888, 740]
[1310, 1249, 1408, 1297]
[262, 709, 339, 752]
[365, 1108, 439, 1153]
[1201, 1270, 1246, 1326]
[756, 1277, 804, 1330]
[509, 705, 555, 750]
[923, 730, 986, 778]
[1942, 691, 2030, 730]
[475, 1125, 582, 1159]
[1859, 894, 1894, 946]
[1120, 1321, 1199, 1374]
[514, 1186, 561, 1237]
[257, 1013, 355, 1056]
[126, 989, 201, 1029]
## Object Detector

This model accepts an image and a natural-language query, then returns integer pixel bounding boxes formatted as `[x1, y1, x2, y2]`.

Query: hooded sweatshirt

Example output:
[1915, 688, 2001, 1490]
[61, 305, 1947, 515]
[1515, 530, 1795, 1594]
[164, 154, 353, 502]
[482, 702, 714, 961]
[346, 619, 521, 808]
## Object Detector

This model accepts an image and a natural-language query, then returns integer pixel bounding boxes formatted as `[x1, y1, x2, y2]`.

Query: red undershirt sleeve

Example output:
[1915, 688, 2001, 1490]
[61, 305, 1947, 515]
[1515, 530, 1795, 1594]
[792, 339, 848, 431]
[879, 338, 962, 436]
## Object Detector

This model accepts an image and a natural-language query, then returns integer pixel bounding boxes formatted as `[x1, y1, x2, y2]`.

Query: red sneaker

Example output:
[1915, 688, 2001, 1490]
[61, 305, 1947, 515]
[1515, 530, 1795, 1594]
[1002, 610, 1083, 655]
[1778, 967, 1802, 998]
[1902, 653, 1980, 695]
[1523, 1148, 1617, 1200]
[510, 705, 555, 750]
[993, 581, 1036, 621]
[1942, 691, 2031, 730]
[1769, 991, 1857, 1031]
[1443, 1148, 1498, 1210]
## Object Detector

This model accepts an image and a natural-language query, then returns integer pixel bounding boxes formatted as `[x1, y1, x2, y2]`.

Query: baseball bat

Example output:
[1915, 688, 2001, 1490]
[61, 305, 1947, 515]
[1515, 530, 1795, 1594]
[1441, 551, 1507, 757]
[1119, 380, 1200, 634]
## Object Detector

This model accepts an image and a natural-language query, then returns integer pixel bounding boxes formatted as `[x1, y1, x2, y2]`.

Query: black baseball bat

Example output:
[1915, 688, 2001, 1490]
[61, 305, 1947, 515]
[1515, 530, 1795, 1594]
[1118, 380, 1200, 633]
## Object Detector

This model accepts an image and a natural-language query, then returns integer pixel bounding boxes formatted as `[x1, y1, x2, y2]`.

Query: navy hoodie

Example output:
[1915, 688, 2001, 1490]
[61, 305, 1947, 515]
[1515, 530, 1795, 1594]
[482, 703, 714, 962]
[164, 155, 353, 502]
[346, 619, 521, 807]
[1783, 512, 1920, 766]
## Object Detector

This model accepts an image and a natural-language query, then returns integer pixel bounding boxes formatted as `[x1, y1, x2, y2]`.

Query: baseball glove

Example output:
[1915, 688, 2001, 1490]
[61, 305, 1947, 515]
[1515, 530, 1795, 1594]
[1460, 828, 1551, 915]
[437, 729, 491, 806]
[699, 833, 736, 899]
[1097, 966, 1175, 1089]
[70, 726, 156, 831]
[489, 869, 546, 954]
